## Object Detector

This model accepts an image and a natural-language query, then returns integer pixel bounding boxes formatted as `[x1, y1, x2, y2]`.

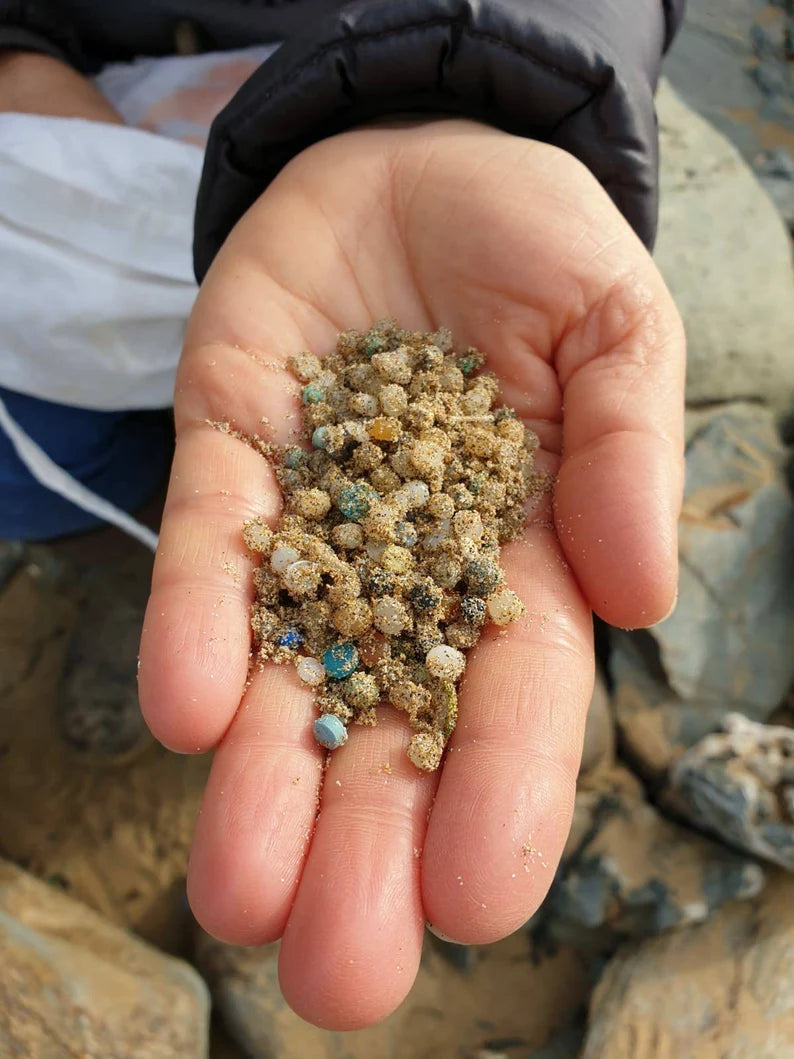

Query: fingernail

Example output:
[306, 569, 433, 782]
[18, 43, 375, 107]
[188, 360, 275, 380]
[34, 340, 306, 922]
[426, 922, 466, 944]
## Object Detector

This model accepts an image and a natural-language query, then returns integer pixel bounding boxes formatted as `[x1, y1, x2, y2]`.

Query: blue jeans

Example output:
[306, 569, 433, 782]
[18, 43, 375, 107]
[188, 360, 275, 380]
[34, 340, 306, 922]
[0, 387, 173, 540]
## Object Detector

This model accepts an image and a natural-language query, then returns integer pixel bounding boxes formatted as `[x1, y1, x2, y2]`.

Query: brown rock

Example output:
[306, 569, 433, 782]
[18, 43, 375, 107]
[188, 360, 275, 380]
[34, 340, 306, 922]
[611, 633, 732, 784]
[582, 870, 794, 1059]
[610, 403, 794, 784]
[548, 766, 764, 939]
[0, 859, 209, 1058]
[196, 928, 591, 1059]
[0, 551, 209, 950]
[666, 712, 794, 870]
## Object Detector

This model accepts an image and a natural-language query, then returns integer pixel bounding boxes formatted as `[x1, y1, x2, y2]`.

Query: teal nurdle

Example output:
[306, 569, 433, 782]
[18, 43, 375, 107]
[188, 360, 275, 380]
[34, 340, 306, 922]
[337, 482, 376, 522]
[322, 642, 359, 680]
[301, 382, 325, 404]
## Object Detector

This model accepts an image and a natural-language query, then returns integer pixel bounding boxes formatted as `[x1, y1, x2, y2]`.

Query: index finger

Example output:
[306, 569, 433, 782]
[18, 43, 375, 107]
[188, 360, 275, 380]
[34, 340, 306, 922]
[138, 273, 336, 751]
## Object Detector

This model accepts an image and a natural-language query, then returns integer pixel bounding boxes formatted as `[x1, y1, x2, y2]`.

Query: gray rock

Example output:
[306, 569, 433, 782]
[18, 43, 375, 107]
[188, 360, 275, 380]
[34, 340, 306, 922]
[667, 713, 794, 870]
[611, 632, 728, 782]
[0, 859, 209, 1058]
[654, 81, 794, 409]
[612, 403, 794, 779]
[196, 928, 593, 1058]
[526, 1027, 586, 1059]
[754, 147, 794, 232]
[658, 404, 794, 711]
[545, 767, 764, 942]
[582, 871, 794, 1059]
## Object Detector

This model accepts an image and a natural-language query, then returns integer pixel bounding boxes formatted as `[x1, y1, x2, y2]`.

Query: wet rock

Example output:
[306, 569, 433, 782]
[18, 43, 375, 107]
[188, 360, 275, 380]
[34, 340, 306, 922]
[582, 870, 794, 1059]
[195, 928, 591, 1059]
[611, 404, 794, 780]
[0, 858, 209, 1058]
[579, 669, 614, 779]
[546, 767, 764, 941]
[654, 82, 794, 409]
[666, 713, 794, 870]
[0, 548, 209, 951]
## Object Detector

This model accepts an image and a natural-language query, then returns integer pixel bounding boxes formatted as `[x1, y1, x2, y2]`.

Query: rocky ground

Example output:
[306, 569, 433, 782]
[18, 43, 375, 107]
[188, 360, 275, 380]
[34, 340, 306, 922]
[1, 4, 793, 1057]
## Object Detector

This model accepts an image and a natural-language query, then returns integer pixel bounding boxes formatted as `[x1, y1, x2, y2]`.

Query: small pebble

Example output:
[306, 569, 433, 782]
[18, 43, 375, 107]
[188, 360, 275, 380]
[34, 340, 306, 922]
[372, 349, 412, 383]
[331, 523, 364, 550]
[292, 488, 331, 519]
[425, 493, 454, 520]
[369, 416, 402, 442]
[407, 731, 445, 771]
[365, 540, 388, 562]
[380, 544, 413, 574]
[379, 384, 408, 416]
[461, 595, 486, 625]
[284, 560, 322, 598]
[394, 521, 418, 547]
[313, 714, 348, 749]
[373, 597, 412, 636]
[497, 417, 525, 443]
[425, 644, 466, 682]
[362, 333, 387, 359]
[249, 323, 537, 772]
[465, 557, 503, 596]
[242, 518, 273, 553]
[453, 510, 483, 542]
[457, 349, 485, 375]
[423, 520, 451, 552]
[283, 447, 307, 469]
[487, 588, 526, 626]
[408, 580, 443, 612]
[296, 656, 326, 686]
[449, 484, 474, 509]
[271, 545, 300, 574]
[395, 480, 430, 510]
[341, 672, 380, 711]
[289, 351, 322, 381]
[332, 599, 372, 637]
[350, 392, 379, 417]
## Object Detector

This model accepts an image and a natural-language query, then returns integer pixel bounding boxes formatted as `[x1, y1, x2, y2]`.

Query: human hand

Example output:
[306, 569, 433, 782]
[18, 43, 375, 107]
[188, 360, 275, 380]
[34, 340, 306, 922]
[0, 50, 122, 122]
[138, 120, 684, 1028]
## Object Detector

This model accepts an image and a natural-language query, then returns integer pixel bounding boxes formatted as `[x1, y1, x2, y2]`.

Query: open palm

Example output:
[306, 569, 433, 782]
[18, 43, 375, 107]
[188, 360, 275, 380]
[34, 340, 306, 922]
[138, 120, 684, 1029]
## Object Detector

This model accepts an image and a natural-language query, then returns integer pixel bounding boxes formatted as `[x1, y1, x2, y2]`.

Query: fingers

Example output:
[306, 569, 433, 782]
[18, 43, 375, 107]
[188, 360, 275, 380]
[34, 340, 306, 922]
[186, 663, 323, 944]
[139, 425, 279, 751]
[421, 525, 593, 944]
[554, 270, 686, 629]
[140, 291, 332, 752]
[278, 711, 438, 1030]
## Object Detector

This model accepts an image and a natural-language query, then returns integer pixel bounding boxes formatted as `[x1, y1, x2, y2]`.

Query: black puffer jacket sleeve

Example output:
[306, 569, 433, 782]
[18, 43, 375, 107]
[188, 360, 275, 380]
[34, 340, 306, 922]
[0, 1, 85, 66]
[195, 0, 686, 280]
